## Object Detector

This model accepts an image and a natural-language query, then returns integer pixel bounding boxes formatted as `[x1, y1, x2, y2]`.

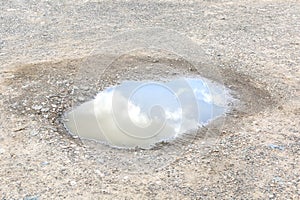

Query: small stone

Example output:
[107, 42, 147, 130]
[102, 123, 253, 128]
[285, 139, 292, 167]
[41, 161, 49, 166]
[41, 108, 49, 112]
[73, 86, 79, 90]
[0, 148, 5, 154]
[78, 96, 85, 102]
[70, 180, 77, 186]
[24, 196, 39, 200]
[268, 144, 285, 150]
[97, 159, 104, 164]
[80, 86, 89, 91]
[94, 169, 101, 175]
[32, 105, 42, 110]
[31, 130, 39, 136]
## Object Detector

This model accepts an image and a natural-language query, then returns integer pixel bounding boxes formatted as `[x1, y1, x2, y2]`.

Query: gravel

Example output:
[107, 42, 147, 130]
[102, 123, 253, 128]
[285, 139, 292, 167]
[0, 0, 299, 199]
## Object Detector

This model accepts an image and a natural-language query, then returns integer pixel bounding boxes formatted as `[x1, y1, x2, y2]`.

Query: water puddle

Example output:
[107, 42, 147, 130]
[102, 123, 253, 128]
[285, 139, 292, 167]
[63, 77, 232, 149]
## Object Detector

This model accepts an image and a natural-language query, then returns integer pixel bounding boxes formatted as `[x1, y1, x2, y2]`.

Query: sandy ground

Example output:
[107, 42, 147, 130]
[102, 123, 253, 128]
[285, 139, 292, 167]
[0, 0, 299, 199]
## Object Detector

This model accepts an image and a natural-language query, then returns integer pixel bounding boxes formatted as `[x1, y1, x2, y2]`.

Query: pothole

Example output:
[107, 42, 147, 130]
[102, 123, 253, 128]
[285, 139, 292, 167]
[2, 28, 275, 172]
[3, 51, 274, 172]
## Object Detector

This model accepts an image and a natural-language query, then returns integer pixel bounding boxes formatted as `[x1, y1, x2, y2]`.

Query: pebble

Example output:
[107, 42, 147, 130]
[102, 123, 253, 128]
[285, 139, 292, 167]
[97, 159, 105, 164]
[70, 180, 77, 186]
[41, 161, 50, 166]
[78, 96, 85, 102]
[24, 196, 39, 200]
[100, 173, 105, 178]
[43, 114, 49, 118]
[0, 148, 5, 154]
[30, 130, 39, 136]
[32, 105, 42, 110]
[268, 144, 285, 150]
[80, 86, 89, 91]
[41, 108, 49, 112]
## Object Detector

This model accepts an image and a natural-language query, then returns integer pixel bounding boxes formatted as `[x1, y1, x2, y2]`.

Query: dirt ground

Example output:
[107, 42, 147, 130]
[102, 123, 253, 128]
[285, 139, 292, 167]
[0, 0, 299, 199]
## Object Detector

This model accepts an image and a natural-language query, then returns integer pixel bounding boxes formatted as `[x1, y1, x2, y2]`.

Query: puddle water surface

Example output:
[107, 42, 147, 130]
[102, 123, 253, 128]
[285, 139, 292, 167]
[64, 78, 232, 149]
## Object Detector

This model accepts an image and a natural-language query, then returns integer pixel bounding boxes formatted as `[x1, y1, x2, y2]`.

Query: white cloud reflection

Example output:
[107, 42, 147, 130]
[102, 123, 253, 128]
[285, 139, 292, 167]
[64, 78, 230, 149]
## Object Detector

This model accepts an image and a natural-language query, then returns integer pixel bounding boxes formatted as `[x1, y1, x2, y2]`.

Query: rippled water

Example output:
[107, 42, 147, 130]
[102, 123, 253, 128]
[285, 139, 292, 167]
[63, 78, 231, 149]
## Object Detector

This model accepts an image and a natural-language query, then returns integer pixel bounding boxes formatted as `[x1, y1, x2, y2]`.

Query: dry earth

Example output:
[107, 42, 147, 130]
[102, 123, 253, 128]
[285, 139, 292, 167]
[0, 0, 299, 199]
